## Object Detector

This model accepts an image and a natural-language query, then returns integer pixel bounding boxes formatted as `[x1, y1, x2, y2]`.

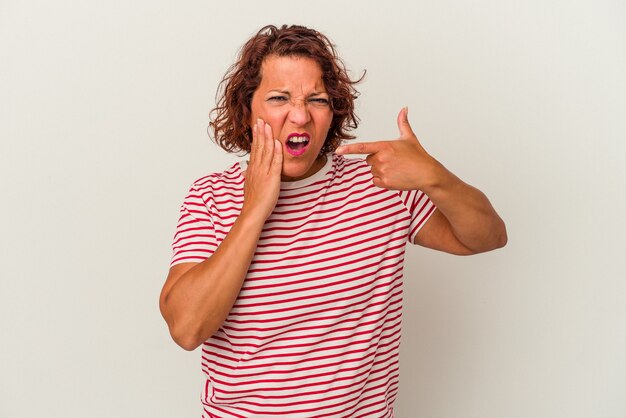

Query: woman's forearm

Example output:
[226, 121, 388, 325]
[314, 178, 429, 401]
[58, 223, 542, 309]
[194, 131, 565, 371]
[160, 208, 266, 350]
[422, 162, 507, 253]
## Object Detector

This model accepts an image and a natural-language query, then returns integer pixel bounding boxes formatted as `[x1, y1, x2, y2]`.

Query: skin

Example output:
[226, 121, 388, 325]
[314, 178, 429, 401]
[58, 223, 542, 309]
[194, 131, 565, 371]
[159, 56, 507, 351]
[249, 55, 332, 181]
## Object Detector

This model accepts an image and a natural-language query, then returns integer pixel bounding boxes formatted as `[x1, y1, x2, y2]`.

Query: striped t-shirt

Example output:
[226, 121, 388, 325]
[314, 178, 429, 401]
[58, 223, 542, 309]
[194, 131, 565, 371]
[171, 153, 435, 418]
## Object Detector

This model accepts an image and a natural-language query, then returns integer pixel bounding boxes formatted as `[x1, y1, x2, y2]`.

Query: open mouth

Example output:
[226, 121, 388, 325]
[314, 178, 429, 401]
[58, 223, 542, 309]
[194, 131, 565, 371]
[286, 134, 310, 156]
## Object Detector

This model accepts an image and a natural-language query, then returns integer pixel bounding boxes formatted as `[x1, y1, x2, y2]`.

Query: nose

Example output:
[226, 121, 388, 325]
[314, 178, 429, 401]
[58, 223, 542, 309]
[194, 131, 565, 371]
[288, 99, 311, 126]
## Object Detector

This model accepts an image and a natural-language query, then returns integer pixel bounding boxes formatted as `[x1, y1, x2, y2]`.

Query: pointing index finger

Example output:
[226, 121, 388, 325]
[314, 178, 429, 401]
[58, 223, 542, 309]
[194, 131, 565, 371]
[336, 141, 383, 155]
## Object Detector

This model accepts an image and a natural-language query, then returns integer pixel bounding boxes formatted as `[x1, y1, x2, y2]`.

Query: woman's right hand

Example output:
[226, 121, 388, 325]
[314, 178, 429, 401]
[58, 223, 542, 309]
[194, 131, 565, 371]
[242, 119, 283, 222]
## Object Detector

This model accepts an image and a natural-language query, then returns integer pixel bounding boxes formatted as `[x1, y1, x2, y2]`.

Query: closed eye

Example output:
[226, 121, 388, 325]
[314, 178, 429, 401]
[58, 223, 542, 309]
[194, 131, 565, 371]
[309, 97, 330, 105]
[268, 96, 288, 102]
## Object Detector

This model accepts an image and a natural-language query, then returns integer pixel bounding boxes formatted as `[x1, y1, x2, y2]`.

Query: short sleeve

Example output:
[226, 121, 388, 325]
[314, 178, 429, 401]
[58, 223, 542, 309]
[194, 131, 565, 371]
[170, 185, 217, 267]
[397, 188, 437, 243]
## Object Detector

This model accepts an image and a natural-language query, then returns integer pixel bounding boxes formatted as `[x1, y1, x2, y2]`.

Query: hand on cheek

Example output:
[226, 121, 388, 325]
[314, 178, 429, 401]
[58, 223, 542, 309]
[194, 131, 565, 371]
[242, 119, 283, 222]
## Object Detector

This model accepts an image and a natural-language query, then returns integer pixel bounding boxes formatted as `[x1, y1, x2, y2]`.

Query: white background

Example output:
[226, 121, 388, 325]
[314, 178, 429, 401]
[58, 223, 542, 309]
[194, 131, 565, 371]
[1, 0, 625, 417]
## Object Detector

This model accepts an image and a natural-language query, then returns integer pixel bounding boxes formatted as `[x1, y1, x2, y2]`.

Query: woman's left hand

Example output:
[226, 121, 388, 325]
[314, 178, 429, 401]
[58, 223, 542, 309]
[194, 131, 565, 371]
[336, 107, 442, 191]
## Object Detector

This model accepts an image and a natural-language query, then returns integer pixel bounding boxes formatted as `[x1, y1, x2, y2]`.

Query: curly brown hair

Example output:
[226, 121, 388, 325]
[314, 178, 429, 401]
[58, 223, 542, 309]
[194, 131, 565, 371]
[209, 24, 363, 155]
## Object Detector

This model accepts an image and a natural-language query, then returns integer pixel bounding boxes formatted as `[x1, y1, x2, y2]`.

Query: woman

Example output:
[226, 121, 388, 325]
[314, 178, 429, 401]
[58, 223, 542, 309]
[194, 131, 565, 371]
[160, 24, 506, 418]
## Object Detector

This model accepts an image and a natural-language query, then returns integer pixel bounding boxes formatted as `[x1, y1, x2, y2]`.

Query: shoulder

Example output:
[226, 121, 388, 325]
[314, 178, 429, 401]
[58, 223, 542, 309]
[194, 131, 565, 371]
[181, 162, 244, 208]
[189, 162, 244, 193]
[330, 154, 370, 179]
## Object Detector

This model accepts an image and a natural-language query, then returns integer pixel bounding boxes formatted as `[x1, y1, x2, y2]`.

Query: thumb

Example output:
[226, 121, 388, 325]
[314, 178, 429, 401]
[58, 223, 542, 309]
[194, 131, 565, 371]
[397, 106, 414, 138]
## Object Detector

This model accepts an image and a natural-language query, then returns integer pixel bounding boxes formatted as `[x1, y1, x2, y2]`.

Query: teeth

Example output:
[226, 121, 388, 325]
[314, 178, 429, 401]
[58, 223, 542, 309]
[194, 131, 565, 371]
[288, 136, 309, 143]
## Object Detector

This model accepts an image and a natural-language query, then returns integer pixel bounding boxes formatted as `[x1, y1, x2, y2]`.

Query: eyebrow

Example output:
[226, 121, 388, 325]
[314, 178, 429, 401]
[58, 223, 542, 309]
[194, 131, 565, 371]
[267, 89, 328, 96]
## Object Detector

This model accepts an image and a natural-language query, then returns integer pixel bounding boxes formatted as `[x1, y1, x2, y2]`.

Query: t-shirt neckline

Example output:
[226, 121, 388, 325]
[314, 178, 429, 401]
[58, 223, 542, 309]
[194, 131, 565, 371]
[239, 154, 334, 190]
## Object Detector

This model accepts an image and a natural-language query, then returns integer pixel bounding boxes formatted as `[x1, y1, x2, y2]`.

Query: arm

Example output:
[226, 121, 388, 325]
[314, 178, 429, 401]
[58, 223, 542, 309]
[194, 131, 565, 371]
[336, 107, 507, 255]
[159, 120, 282, 350]
[412, 174, 507, 255]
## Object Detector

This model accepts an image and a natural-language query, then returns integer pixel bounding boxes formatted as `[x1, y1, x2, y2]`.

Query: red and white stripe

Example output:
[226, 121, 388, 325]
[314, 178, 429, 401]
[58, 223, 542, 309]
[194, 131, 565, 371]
[171, 154, 435, 417]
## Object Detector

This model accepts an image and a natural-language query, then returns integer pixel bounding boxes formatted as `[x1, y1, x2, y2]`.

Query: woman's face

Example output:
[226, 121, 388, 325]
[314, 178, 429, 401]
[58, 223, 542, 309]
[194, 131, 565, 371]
[250, 55, 333, 181]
